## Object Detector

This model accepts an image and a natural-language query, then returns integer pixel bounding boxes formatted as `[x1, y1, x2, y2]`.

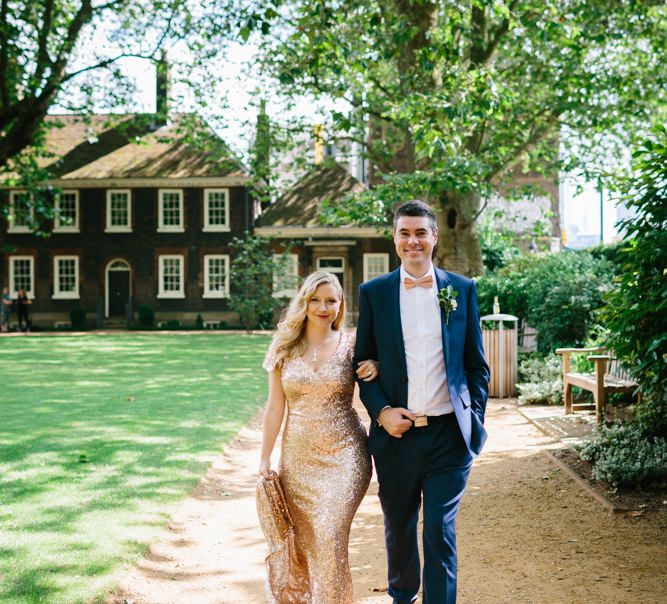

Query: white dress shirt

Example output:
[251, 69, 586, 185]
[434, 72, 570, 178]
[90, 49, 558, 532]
[399, 264, 454, 416]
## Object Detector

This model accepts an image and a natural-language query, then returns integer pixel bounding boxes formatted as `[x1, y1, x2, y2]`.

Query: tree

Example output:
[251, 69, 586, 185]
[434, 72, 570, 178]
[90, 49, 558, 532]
[228, 233, 296, 330]
[240, 0, 666, 275]
[0, 0, 233, 223]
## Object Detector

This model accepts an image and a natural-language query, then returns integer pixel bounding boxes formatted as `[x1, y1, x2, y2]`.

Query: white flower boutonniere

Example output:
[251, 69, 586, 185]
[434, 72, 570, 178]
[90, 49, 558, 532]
[438, 285, 458, 326]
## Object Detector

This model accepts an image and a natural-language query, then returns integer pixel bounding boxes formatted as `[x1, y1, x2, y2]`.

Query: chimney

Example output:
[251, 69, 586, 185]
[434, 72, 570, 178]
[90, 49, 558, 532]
[155, 50, 170, 125]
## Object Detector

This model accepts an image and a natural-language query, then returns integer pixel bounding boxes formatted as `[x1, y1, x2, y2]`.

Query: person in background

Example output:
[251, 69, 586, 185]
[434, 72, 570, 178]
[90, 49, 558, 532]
[1, 286, 12, 333]
[17, 288, 31, 332]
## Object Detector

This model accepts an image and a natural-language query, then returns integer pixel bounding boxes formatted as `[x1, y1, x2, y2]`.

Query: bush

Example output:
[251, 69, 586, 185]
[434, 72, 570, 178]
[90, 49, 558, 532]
[478, 220, 521, 273]
[579, 127, 667, 488]
[516, 354, 562, 405]
[138, 304, 155, 328]
[69, 307, 86, 330]
[597, 127, 667, 433]
[195, 314, 204, 330]
[476, 250, 615, 354]
[579, 422, 667, 488]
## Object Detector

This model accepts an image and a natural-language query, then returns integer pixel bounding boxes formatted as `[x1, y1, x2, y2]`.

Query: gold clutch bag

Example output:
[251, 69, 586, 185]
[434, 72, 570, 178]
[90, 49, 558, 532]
[256, 472, 309, 602]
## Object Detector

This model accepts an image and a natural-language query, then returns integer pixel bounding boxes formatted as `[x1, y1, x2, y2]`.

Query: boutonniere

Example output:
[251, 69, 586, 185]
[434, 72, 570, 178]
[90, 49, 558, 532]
[437, 285, 458, 325]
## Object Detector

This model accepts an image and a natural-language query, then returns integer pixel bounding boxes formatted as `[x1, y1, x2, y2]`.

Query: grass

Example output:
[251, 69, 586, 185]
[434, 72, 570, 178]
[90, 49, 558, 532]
[0, 333, 270, 604]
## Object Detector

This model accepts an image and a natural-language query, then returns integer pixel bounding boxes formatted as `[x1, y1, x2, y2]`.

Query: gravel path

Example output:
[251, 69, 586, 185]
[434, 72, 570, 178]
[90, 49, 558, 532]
[106, 399, 667, 604]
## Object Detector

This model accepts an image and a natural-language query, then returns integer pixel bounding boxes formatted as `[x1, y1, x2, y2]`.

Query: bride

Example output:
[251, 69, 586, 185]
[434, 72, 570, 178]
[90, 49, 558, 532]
[259, 271, 377, 603]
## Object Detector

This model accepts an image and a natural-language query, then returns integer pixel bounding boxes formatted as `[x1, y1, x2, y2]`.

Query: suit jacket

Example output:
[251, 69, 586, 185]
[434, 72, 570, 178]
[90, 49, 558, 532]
[354, 266, 490, 457]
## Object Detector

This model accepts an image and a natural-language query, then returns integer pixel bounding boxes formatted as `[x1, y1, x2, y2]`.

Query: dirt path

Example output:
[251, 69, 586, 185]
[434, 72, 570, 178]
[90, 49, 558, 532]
[107, 400, 666, 604]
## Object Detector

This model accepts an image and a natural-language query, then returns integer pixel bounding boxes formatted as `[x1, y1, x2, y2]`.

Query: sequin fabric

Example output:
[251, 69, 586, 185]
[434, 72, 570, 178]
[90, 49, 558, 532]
[261, 330, 372, 604]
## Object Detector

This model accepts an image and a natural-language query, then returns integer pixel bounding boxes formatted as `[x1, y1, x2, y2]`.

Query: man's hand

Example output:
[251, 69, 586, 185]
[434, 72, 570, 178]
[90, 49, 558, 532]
[378, 407, 416, 438]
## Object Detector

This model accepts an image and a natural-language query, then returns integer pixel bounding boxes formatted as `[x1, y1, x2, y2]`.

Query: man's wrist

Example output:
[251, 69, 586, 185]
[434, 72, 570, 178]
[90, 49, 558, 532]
[377, 405, 391, 427]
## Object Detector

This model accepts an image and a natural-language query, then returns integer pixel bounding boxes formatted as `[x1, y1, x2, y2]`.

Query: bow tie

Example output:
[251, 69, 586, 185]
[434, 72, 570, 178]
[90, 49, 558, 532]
[404, 275, 433, 289]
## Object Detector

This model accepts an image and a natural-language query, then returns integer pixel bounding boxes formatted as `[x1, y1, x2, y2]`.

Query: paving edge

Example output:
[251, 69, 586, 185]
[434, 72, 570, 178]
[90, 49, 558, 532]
[514, 406, 630, 514]
[540, 449, 630, 514]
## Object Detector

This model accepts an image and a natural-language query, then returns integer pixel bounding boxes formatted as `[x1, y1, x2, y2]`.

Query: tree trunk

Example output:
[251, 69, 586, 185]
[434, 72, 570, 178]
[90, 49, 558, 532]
[432, 191, 484, 277]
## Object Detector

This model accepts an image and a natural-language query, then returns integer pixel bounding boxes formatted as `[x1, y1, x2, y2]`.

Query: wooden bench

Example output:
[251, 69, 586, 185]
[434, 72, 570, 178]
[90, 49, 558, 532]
[555, 347, 640, 424]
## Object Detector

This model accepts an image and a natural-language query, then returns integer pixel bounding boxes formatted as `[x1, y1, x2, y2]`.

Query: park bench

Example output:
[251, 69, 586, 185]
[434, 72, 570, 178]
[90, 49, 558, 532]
[555, 347, 640, 424]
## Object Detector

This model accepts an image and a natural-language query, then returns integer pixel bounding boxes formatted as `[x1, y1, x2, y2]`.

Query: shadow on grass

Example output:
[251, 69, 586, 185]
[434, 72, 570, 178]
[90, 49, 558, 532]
[0, 334, 271, 604]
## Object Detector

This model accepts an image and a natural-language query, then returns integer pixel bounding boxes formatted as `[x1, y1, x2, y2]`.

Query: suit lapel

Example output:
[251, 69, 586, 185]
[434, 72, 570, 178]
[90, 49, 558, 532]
[435, 267, 450, 370]
[387, 269, 408, 370]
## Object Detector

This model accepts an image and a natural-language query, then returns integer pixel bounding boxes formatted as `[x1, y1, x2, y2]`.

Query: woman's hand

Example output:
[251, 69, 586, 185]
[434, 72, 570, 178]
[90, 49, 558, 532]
[259, 459, 273, 479]
[356, 359, 379, 382]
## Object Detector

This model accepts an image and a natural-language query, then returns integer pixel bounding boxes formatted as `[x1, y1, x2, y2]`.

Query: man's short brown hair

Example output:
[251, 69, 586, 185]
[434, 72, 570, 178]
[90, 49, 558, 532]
[393, 199, 437, 232]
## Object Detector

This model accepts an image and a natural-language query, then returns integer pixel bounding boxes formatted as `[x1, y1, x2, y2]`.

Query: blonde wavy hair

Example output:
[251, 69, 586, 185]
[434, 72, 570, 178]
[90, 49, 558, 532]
[269, 271, 346, 368]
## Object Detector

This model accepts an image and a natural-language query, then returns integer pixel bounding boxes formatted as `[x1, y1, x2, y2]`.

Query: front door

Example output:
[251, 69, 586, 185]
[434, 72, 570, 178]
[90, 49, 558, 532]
[109, 270, 130, 316]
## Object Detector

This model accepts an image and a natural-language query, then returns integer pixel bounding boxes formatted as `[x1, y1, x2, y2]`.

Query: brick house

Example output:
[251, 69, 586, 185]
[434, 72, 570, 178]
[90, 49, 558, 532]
[0, 113, 255, 328]
[256, 162, 396, 321]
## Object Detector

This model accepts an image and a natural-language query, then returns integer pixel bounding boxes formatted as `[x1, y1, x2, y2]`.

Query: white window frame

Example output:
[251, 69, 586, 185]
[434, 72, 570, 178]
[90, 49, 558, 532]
[105, 190, 132, 232]
[203, 254, 230, 298]
[157, 189, 184, 232]
[9, 256, 35, 298]
[53, 190, 80, 233]
[7, 190, 34, 233]
[53, 255, 80, 300]
[363, 253, 389, 282]
[316, 256, 345, 275]
[203, 188, 230, 232]
[158, 254, 185, 298]
[272, 253, 299, 298]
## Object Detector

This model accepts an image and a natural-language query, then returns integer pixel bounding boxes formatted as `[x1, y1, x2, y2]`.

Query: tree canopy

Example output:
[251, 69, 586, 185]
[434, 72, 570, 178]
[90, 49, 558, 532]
[0, 0, 233, 226]
[240, 0, 667, 275]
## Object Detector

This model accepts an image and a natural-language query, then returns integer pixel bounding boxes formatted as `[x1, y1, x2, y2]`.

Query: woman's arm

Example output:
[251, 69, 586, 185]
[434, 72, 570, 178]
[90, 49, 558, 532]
[258, 369, 286, 478]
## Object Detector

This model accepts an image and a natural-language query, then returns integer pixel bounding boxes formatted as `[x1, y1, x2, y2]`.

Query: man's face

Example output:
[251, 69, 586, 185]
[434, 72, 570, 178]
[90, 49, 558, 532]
[393, 215, 438, 272]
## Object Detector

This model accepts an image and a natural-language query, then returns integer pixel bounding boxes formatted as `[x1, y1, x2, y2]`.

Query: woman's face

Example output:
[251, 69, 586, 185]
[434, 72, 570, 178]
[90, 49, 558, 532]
[305, 282, 342, 327]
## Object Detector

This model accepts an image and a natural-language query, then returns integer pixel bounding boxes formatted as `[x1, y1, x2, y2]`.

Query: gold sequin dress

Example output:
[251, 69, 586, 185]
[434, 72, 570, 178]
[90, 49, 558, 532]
[262, 330, 372, 604]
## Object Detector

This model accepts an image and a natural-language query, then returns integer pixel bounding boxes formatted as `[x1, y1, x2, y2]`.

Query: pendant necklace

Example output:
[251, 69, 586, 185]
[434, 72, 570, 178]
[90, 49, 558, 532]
[310, 341, 326, 363]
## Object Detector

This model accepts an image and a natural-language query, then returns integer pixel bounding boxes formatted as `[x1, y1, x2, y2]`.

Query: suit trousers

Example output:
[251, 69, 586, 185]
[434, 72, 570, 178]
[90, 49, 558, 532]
[374, 414, 473, 604]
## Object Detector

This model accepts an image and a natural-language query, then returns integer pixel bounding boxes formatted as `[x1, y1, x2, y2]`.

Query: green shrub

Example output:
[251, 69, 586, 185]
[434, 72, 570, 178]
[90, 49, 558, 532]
[165, 319, 181, 330]
[516, 353, 563, 405]
[69, 307, 86, 330]
[478, 220, 521, 273]
[579, 422, 667, 488]
[476, 250, 615, 354]
[597, 127, 667, 435]
[138, 304, 155, 328]
[579, 127, 667, 487]
[195, 314, 204, 330]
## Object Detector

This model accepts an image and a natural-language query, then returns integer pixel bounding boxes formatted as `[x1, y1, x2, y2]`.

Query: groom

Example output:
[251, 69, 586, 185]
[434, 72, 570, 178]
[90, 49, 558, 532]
[355, 200, 490, 604]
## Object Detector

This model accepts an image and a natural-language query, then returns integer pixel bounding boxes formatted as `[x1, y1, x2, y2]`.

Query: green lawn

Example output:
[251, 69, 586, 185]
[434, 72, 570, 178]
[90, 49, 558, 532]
[0, 333, 270, 604]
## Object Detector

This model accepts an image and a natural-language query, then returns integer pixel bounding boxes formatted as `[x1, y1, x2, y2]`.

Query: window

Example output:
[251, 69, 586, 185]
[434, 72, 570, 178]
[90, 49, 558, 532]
[54, 191, 79, 232]
[203, 189, 230, 232]
[8, 191, 33, 233]
[204, 255, 230, 298]
[158, 189, 184, 232]
[53, 256, 80, 299]
[273, 253, 299, 298]
[106, 190, 132, 232]
[363, 253, 389, 282]
[9, 256, 34, 297]
[316, 256, 345, 289]
[158, 255, 185, 298]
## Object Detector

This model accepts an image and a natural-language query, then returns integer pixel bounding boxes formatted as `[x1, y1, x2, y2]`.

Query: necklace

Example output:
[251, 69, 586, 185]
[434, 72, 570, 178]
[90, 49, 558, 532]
[309, 341, 326, 363]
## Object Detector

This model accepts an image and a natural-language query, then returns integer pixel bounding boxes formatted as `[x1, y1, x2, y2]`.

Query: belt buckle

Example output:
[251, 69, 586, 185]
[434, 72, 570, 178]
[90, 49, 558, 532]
[414, 415, 428, 428]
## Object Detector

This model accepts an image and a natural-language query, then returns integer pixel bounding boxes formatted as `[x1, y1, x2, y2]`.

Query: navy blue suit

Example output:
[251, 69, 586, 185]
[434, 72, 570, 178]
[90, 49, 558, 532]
[354, 267, 489, 604]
